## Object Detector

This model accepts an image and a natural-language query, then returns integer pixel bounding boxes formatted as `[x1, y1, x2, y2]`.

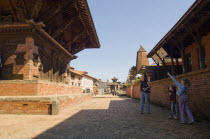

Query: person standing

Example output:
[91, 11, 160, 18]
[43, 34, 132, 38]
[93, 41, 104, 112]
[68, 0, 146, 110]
[168, 84, 178, 119]
[140, 73, 151, 114]
[167, 72, 194, 124]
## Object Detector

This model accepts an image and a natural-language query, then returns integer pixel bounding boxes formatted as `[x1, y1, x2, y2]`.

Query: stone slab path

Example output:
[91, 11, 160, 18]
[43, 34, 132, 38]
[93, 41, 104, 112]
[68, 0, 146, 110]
[0, 95, 210, 139]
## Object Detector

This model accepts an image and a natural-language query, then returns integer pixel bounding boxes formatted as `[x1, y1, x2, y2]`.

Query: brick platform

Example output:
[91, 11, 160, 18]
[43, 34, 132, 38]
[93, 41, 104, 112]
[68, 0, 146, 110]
[0, 80, 82, 96]
[0, 94, 92, 115]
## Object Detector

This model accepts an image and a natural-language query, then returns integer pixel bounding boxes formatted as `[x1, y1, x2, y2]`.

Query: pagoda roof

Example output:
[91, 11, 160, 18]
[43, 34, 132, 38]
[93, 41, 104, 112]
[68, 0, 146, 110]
[109, 82, 118, 86]
[111, 77, 118, 80]
[0, 0, 100, 55]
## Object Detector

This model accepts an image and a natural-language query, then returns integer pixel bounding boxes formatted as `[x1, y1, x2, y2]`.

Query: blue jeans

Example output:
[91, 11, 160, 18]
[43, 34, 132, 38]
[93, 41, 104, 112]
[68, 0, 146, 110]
[140, 91, 150, 113]
[169, 102, 178, 117]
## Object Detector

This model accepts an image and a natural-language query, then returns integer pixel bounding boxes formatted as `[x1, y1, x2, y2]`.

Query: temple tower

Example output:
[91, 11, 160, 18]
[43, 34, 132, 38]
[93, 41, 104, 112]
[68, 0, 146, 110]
[136, 45, 149, 73]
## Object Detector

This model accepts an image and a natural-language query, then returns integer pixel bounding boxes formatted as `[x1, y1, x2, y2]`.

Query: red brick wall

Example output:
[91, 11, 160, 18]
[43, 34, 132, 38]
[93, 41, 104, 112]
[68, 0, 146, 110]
[0, 80, 82, 96]
[0, 82, 37, 96]
[133, 85, 140, 99]
[126, 84, 140, 99]
[0, 101, 51, 115]
[126, 69, 210, 119]
[126, 87, 132, 97]
[37, 82, 82, 96]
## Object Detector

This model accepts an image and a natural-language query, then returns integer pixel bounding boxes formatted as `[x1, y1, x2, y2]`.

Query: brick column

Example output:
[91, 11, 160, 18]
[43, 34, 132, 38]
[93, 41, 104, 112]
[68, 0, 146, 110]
[13, 37, 39, 80]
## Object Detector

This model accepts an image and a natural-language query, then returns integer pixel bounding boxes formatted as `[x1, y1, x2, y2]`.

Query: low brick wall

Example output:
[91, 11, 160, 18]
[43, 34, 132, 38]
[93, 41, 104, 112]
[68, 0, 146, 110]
[37, 82, 82, 96]
[0, 101, 51, 115]
[0, 80, 37, 96]
[0, 94, 92, 115]
[0, 80, 82, 96]
[126, 69, 210, 119]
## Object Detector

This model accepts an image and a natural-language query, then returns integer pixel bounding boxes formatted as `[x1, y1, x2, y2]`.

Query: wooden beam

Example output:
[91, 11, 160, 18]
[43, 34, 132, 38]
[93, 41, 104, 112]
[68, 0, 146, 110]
[177, 43, 186, 73]
[32, 0, 43, 19]
[171, 57, 174, 75]
[52, 13, 79, 38]
[72, 47, 85, 55]
[37, 0, 73, 24]
[65, 30, 87, 48]
[70, 44, 85, 55]
[176, 58, 179, 66]
[8, 0, 18, 21]
[156, 52, 165, 66]
[73, 0, 93, 43]
[15, 0, 26, 22]
[22, 0, 29, 19]
[151, 57, 157, 64]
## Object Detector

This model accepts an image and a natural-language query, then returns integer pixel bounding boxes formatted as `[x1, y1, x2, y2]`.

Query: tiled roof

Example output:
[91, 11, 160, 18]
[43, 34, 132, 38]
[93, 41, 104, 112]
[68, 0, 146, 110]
[82, 73, 97, 80]
[70, 68, 97, 80]
[70, 69, 83, 76]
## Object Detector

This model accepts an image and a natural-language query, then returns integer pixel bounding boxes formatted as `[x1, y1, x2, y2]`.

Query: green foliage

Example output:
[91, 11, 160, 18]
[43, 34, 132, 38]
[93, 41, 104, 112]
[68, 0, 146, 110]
[125, 83, 131, 87]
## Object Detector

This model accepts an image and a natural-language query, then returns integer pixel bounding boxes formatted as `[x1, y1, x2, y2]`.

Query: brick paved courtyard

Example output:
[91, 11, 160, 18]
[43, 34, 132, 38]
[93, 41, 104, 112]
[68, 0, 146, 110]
[0, 95, 210, 139]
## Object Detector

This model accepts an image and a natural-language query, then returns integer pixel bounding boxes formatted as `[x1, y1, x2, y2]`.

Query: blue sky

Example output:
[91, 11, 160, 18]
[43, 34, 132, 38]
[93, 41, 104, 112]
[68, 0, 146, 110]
[71, 0, 195, 82]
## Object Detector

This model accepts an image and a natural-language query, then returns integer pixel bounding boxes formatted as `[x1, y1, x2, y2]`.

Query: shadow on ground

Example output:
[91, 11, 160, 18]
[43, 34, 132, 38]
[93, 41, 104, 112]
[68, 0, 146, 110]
[34, 97, 210, 139]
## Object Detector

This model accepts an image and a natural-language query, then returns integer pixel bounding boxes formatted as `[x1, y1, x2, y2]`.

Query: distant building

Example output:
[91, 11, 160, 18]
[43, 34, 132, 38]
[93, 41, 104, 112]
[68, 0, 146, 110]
[81, 72, 97, 93]
[97, 79, 109, 95]
[69, 67, 83, 88]
[109, 77, 119, 92]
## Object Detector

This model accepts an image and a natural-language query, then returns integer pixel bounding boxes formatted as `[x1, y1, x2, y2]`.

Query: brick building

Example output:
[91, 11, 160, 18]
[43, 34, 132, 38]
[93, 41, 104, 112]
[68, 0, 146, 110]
[127, 0, 210, 119]
[69, 67, 83, 92]
[0, 0, 100, 114]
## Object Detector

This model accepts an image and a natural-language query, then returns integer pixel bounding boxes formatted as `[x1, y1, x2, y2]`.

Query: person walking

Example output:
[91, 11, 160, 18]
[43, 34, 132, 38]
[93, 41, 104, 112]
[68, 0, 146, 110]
[140, 73, 151, 114]
[167, 72, 194, 124]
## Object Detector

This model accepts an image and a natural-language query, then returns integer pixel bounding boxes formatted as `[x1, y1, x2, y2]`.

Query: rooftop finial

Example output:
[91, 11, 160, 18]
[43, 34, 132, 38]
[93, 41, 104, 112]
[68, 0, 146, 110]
[139, 45, 146, 52]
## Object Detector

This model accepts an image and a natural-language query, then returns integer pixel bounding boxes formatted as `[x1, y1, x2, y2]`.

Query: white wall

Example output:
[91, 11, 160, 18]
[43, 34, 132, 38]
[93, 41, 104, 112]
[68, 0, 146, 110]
[81, 77, 94, 93]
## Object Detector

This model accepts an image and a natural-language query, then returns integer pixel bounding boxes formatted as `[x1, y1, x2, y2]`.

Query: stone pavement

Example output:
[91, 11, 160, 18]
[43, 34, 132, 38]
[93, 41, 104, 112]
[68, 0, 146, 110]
[0, 95, 210, 139]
